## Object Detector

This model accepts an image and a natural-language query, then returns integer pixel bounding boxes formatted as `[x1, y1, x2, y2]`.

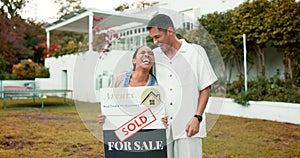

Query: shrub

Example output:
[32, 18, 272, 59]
[12, 59, 49, 80]
[226, 77, 300, 105]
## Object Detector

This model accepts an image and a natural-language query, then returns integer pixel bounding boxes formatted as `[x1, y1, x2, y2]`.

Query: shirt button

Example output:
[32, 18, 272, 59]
[170, 102, 173, 106]
[170, 61, 172, 64]
[169, 74, 172, 77]
[170, 88, 173, 91]
[170, 117, 173, 120]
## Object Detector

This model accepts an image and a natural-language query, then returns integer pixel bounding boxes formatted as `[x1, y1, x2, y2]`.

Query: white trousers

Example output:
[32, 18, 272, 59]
[167, 138, 202, 158]
[166, 126, 202, 158]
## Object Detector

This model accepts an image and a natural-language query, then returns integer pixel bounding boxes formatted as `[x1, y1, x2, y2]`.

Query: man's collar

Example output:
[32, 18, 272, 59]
[178, 39, 188, 53]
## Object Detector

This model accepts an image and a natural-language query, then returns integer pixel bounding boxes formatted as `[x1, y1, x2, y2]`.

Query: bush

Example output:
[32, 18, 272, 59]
[226, 77, 300, 105]
[233, 91, 250, 106]
[12, 59, 49, 80]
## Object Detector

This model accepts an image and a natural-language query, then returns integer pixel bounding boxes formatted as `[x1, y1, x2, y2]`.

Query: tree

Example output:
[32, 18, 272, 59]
[0, 55, 8, 79]
[0, 14, 32, 72]
[114, 3, 130, 12]
[54, 0, 81, 18]
[198, 11, 242, 83]
[21, 20, 48, 65]
[114, 0, 154, 11]
[0, 0, 28, 18]
[43, 1, 85, 57]
[0, 0, 51, 76]
[48, 30, 84, 57]
[231, 0, 272, 77]
[269, 0, 300, 83]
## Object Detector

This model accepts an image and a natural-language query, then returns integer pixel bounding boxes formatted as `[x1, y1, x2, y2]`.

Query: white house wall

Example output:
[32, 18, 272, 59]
[37, 50, 133, 102]
[206, 97, 300, 125]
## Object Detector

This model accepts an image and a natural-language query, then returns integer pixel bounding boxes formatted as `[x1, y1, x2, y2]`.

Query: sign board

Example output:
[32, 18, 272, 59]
[100, 86, 167, 158]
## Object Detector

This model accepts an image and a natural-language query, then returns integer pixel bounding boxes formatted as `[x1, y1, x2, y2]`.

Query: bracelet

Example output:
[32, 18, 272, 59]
[194, 115, 203, 122]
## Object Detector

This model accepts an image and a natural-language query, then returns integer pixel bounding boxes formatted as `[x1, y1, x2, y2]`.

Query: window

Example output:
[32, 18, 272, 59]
[183, 22, 194, 30]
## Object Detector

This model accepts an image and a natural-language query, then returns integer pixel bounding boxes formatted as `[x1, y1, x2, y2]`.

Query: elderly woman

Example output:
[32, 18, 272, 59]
[97, 45, 158, 125]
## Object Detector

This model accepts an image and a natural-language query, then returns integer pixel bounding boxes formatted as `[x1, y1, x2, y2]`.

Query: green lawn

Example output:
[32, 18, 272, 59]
[0, 97, 299, 157]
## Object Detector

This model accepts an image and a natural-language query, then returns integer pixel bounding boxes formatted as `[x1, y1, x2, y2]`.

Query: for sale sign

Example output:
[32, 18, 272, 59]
[100, 86, 167, 158]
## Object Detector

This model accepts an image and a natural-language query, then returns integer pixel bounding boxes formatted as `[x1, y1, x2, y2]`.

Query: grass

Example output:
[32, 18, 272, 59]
[203, 115, 300, 158]
[0, 97, 300, 157]
[0, 97, 103, 158]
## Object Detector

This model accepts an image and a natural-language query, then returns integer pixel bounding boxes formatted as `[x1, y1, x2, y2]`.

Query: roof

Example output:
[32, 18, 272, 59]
[44, 8, 150, 33]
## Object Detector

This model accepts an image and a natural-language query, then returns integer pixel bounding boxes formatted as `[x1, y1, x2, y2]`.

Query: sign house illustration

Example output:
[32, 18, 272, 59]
[140, 91, 161, 107]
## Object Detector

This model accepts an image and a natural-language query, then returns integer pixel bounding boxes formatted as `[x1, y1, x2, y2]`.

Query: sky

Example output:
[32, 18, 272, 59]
[21, 0, 148, 23]
[20, 0, 244, 23]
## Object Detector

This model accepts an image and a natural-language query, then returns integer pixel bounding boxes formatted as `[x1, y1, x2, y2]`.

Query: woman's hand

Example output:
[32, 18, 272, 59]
[97, 115, 106, 126]
[161, 115, 169, 128]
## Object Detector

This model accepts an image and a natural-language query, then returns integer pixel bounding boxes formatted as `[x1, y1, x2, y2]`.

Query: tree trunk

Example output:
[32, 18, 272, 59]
[253, 52, 259, 78]
[256, 46, 265, 77]
[287, 57, 293, 83]
[284, 57, 288, 81]
[236, 57, 242, 79]
[228, 59, 233, 83]
[256, 50, 261, 77]
[260, 48, 265, 77]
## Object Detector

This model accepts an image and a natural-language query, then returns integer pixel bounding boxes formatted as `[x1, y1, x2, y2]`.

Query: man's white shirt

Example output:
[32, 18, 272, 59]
[153, 39, 218, 140]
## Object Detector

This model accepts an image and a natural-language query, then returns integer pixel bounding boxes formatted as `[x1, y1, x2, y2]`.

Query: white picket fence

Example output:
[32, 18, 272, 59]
[206, 97, 300, 125]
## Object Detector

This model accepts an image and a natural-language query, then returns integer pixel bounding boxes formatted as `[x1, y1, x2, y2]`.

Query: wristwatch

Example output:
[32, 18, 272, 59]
[194, 115, 203, 122]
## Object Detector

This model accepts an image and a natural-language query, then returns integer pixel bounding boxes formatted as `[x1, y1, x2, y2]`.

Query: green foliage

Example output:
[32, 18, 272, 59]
[234, 91, 250, 106]
[114, 1, 154, 12]
[0, 0, 28, 18]
[199, 11, 238, 58]
[197, 0, 300, 84]
[227, 77, 300, 105]
[12, 59, 49, 80]
[25, 33, 46, 64]
[54, 0, 82, 18]
[0, 55, 8, 73]
[231, 0, 272, 77]
[269, 0, 300, 52]
[268, 0, 300, 83]
[114, 3, 130, 11]
[49, 31, 85, 57]
[198, 11, 242, 83]
[0, 55, 12, 80]
[0, 14, 32, 69]
[0, 10, 46, 75]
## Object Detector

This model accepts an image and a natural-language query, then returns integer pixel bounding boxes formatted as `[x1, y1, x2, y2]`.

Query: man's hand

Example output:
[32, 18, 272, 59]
[185, 117, 200, 137]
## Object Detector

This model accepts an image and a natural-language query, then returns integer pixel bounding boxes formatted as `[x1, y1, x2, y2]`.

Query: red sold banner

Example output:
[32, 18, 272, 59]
[114, 108, 156, 142]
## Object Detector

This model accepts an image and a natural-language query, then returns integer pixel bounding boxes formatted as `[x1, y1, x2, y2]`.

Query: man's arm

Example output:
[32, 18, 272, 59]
[186, 86, 210, 137]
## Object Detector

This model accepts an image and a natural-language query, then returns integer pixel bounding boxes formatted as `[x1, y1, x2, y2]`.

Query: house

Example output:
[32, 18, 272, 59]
[35, 1, 300, 129]
[40, 2, 284, 103]
[40, 6, 203, 102]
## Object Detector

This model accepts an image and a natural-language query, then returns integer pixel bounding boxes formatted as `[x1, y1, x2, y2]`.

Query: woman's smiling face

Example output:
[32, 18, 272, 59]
[132, 46, 154, 71]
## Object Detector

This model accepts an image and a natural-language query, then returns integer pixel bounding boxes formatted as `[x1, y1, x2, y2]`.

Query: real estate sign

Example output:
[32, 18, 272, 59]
[100, 86, 167, 158]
